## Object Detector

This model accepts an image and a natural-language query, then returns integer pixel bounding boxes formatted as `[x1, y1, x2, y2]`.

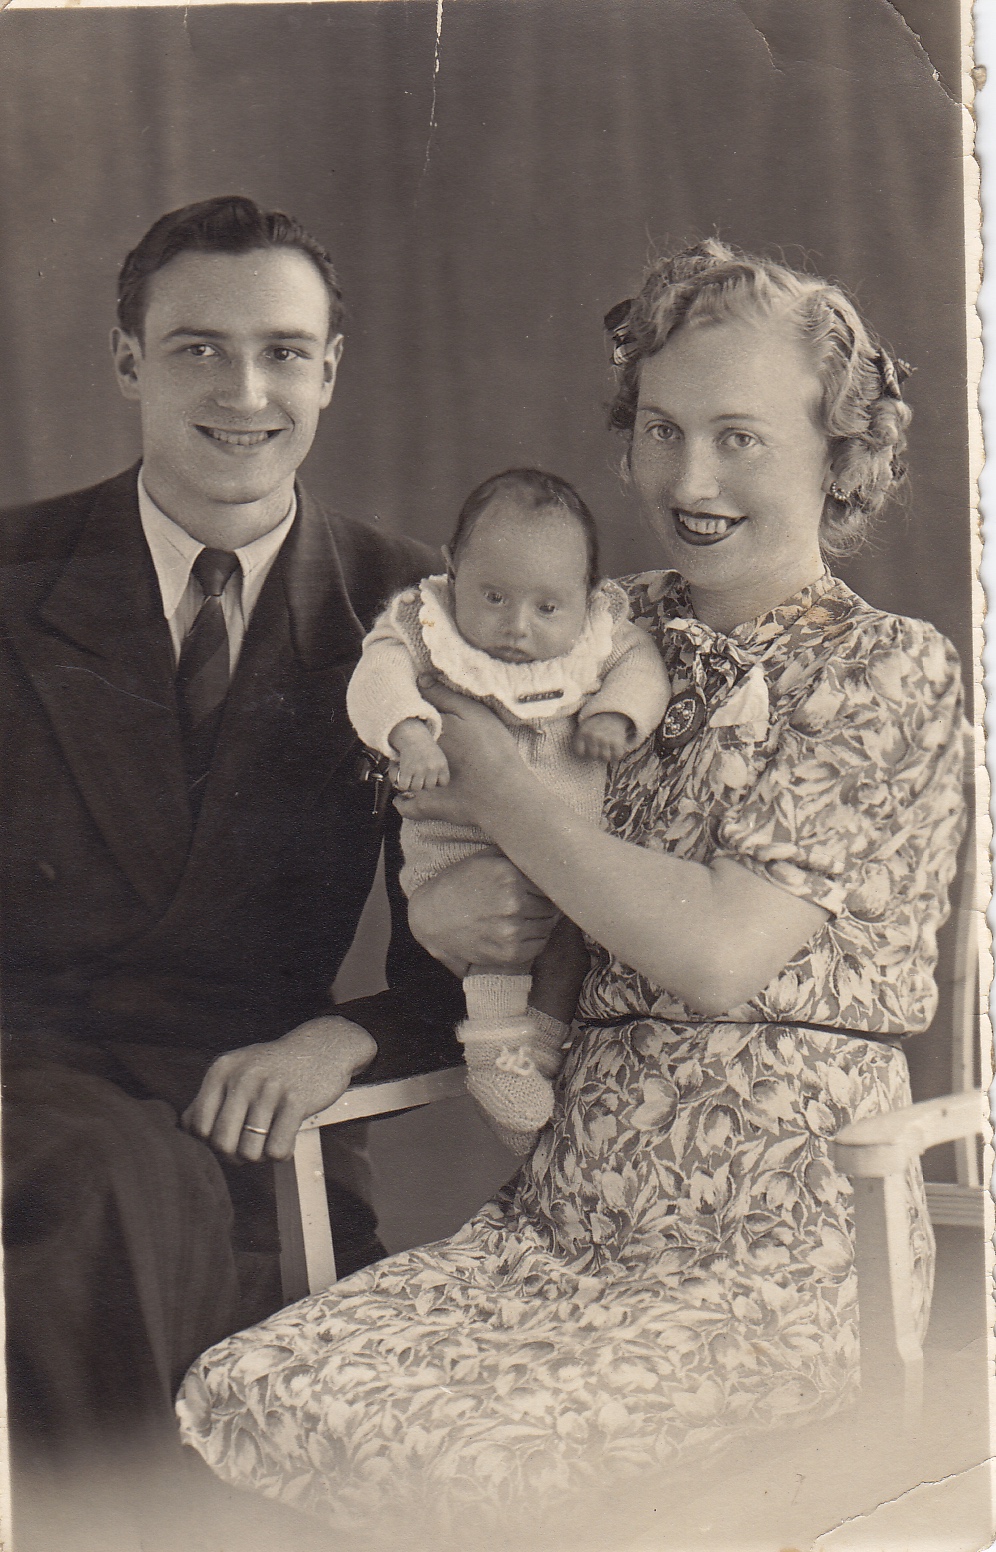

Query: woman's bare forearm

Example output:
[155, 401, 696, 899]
[483, 761, 825, 1015]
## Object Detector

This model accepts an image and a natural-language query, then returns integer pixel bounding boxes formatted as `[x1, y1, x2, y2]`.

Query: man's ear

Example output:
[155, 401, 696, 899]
[110, 327, 143, 402]
[320, 333, 344, 408]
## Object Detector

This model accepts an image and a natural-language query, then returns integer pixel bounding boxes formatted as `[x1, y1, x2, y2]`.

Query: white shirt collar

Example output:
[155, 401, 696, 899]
[235, 497, 298, 622]
[137, 468, 297, 621]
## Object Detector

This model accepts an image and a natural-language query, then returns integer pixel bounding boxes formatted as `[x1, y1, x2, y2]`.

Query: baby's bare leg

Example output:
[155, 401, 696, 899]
[528, 916, 590, 1023]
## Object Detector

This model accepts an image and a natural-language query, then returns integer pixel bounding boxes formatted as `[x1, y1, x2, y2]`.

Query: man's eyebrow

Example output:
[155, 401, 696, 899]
[160, 326, 325, 344]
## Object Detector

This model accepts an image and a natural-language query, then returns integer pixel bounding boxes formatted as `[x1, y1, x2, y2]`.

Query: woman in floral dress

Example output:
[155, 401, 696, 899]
[177, 241, 967, 1546]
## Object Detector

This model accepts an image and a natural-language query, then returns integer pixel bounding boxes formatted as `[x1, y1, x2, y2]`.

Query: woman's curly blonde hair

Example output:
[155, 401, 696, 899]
[606, 238, 912, 558]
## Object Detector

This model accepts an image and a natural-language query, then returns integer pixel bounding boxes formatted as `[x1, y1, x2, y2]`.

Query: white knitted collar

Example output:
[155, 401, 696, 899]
[416, 574, 627, 720]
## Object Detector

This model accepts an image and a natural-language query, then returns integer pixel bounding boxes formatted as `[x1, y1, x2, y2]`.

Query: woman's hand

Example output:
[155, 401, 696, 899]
[394, 681, 523, 831]
[407, 852, 561, 977]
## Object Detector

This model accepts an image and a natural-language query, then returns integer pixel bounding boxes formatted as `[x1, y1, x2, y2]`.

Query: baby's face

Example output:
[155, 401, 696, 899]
[451, 500, 590, 663]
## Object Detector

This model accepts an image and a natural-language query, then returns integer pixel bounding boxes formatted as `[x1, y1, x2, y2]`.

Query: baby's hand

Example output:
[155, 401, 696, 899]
[389, 718, 451, 790]
[573, 711, 633, 763]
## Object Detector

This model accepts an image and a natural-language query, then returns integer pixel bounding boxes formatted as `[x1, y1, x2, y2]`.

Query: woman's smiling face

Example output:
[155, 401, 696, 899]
[629, 315, 833, 631]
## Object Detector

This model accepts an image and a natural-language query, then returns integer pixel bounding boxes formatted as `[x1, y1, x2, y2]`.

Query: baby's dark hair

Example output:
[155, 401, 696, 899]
[449, 469, 601, 589]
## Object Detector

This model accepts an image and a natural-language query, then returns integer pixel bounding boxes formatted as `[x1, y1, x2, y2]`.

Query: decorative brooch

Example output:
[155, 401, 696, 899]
[656, 688, 707, 754]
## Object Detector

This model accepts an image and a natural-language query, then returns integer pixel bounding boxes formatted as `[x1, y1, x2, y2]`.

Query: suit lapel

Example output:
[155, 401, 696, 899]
[9, 465, 192, 912]
[6, 475, 383, 945]
[149, 487, 367, 937]
[6, 469, 192, 915]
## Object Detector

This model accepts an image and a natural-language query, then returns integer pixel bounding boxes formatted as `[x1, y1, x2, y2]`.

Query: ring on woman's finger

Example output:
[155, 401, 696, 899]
[241, 1124, 269, 1136]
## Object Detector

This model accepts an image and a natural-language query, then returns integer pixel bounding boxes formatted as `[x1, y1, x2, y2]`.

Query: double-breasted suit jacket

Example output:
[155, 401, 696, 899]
[0, 466, 462, 1453]
[1, 464, 461, 1062]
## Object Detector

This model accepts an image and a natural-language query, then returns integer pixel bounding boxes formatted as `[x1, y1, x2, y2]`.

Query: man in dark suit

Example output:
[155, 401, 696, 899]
[0, 196, 481, 1470]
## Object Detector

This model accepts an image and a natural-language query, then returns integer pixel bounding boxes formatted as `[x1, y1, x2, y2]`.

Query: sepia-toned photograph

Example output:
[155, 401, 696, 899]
[0, 1, 991, 1549]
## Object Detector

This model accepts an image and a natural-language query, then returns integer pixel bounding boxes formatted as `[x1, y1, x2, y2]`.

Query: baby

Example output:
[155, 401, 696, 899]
[347, 468, 671, 1152]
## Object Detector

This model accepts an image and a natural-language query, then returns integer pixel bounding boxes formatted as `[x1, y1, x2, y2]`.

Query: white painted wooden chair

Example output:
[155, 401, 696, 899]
[832, 1089, 990, 1425]
[273, 1064, 466, 1302]
[277, 747, 991, 1391]
[832, 768, 991, 1427]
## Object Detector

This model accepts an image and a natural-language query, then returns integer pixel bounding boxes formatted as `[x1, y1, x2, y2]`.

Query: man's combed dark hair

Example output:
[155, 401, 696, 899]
[451, 468, 601, 589]
[116, 195, 344, 340]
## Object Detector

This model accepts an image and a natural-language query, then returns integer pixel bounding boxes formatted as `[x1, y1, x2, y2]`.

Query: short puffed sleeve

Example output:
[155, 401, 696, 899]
[716, 617, 967, 919]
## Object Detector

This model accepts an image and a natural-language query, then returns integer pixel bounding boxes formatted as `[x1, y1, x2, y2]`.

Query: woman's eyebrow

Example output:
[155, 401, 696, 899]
[636, 402, 771, 425]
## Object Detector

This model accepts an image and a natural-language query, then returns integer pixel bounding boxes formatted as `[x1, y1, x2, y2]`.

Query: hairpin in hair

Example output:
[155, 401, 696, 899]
[828, 482, 850, 506]
[877, 350, 913, 400]
[604, 298, 640, 367]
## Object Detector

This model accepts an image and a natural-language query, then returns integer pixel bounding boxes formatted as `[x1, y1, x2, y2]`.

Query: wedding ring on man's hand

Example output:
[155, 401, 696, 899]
[241, 1124, 269, 1136]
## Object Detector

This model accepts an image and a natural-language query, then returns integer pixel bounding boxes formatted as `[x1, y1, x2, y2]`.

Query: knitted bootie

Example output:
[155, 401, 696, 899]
[527, 1008, 572, 1081]
[458, 1016, 555, 1155]
[463, 971, 532, 1022]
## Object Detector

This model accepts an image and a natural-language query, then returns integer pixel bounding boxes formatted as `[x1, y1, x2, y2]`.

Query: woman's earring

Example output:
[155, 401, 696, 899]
[828, 482, 849, 505]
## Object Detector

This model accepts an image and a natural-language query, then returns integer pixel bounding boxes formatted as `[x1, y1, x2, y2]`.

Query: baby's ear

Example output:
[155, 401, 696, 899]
[441, 544, 456, 581]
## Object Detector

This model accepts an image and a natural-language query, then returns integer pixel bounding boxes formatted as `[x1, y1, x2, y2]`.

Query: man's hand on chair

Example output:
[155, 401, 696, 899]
[181, 1016, 377, 1163]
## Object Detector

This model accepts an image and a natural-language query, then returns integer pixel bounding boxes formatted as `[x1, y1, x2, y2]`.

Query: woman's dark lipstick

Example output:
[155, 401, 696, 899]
[672, 509, 746, 546]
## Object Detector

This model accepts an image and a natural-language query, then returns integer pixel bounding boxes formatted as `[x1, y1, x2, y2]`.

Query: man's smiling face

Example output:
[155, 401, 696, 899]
[111, 247, 342, 538]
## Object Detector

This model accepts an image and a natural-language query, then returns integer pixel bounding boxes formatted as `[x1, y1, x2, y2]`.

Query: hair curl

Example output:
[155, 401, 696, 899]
[117, 195, 344, 343]
[606, 238, 912, 557]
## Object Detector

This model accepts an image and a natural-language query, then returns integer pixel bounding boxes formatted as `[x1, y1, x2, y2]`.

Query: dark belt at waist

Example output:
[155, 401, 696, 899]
[578, 1015, 904, 1048]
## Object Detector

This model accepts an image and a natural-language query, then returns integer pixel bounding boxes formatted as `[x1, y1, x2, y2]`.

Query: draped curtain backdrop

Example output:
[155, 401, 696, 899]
[0, 0, 972, 1114]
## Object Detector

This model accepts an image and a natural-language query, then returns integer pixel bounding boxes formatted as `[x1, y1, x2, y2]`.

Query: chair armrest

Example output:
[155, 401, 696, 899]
[831, 1091, 987, 1179]
[299, 1064, 467, 1130]
[276, 1064, 468, 1302]
[830, 1090, 987, 1427]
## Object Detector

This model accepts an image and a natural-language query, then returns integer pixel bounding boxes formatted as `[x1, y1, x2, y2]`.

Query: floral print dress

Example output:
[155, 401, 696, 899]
[177, 571, 967, 1546]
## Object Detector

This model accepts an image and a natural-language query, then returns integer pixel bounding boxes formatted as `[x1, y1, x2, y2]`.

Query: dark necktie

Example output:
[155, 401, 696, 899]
[177, 548, 240, 811]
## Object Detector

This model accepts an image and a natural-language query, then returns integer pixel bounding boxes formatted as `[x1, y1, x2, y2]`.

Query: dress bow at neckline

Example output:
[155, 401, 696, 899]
[648, 569, 839, 751]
